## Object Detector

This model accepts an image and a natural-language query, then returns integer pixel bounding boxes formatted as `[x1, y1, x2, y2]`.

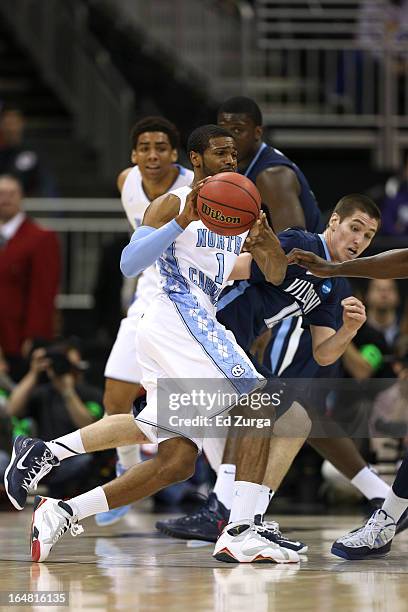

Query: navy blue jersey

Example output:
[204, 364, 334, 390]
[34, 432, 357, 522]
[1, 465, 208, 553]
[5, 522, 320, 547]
[263, 278, 352, 378]
[242, 142, 323, 234]
[217, 229, 346, 353]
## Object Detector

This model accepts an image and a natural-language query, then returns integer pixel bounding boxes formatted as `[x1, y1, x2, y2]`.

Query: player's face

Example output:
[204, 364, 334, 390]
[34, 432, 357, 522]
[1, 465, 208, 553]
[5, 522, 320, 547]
[217, 113, 262, 162]
[201, 137, 238, 176]
[131, 132, 177, 181]
[0, 177, 22, 222]
[329, 210, 378, 262]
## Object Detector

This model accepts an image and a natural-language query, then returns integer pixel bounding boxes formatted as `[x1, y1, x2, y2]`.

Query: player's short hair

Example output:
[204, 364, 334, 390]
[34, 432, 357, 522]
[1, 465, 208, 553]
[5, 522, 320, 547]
[187, 124, 233, 155]
[217, 97, 263, 126]
[130, 116, 180, 150]
[333, 194, 381, 228]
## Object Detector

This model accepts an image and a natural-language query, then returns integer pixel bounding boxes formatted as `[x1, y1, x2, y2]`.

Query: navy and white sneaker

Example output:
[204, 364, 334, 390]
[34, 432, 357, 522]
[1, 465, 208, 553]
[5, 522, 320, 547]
[331, 509, 396, 560]
[4, 436, 59, 510]
[253, 517, 308, 554]
[368, 497, 408, 536]
[156, 492, 229, 542]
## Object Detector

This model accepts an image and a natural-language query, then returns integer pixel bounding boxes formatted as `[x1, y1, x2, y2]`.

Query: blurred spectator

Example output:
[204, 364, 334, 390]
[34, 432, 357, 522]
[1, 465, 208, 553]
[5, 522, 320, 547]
[380, 158, 408, 235]
[343, 279, 401, 380]
[0, 107, 57, 197]
[6, 340, 104, 498]
[358, 0, 408, 64]
[0, 175, 61, 379]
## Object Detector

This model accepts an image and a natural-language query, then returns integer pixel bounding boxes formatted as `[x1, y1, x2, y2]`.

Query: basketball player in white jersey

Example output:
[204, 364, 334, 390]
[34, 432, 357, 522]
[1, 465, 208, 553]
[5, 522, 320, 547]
[97, 117, 193, 525]
[6, 124, 298, 564]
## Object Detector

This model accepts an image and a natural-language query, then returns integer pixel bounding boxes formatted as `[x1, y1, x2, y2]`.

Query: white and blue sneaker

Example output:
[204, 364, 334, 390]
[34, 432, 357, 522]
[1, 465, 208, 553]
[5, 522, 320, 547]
[254, 517, 308, 554]
[331, 509, 396, 560]
[95, 461, 131, 526]
[213, 521, 300, 564]
[4, 436, 59, 510]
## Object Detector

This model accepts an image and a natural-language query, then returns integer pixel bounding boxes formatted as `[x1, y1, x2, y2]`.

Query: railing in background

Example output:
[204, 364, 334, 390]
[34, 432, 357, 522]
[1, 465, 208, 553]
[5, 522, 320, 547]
[102, 0, 257, 99]
[25, 198, 408, 312]
[251, 0, 408, 169]
[25, 199, 129, 310]
[0, 0, 135, 181]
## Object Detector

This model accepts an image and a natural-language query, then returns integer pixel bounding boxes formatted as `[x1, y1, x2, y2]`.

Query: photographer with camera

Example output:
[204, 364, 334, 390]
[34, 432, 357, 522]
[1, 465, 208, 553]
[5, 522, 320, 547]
[6, 340, 103, 498]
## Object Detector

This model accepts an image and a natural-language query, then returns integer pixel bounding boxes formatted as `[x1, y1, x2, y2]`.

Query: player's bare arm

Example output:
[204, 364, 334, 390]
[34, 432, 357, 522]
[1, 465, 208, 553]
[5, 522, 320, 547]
[117, 167, 133, 194]
[142, 179, 207, 229]
[288, 247, 408, 279]
[228, 252, 252, 281]
[310, 297, 366, 365]
[244, 212, 287, 285]
[256, 166, 306, 232]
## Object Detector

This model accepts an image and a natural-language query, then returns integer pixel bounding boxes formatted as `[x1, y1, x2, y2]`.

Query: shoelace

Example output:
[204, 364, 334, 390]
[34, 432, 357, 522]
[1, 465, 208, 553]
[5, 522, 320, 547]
[52, 518, 84, 545]
[262, 521, 281, 535]
[340, 516, 392, 547]
[22, 452, 56, 492]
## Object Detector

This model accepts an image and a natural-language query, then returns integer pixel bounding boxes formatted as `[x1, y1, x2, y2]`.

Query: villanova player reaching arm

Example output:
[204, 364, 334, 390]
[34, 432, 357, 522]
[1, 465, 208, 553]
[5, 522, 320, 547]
[288, 246, 408, 280]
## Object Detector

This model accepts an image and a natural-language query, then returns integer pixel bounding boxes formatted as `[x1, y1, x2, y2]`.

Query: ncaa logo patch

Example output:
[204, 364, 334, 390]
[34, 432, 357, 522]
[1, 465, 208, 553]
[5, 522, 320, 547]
[231, 364, 245, 377]
[321, 281, 332, 295]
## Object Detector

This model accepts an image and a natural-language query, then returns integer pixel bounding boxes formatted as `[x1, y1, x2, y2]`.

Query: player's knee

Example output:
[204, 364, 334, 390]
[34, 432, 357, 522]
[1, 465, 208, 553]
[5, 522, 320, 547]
[103, 382, 139, 415]
[273, 401, 312, 438]
[156, 439, 198, 485]
[103, 388, 125, 415]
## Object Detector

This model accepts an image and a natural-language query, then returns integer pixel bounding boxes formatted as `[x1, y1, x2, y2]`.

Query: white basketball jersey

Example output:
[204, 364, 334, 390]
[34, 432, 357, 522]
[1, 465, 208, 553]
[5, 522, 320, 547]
[121, 165, 194, 315]
[158, 186, 249, 315]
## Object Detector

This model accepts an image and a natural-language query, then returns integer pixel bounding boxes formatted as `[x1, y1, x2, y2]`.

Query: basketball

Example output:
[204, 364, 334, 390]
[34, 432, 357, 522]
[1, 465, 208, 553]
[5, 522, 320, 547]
[197, 172, 261, 236]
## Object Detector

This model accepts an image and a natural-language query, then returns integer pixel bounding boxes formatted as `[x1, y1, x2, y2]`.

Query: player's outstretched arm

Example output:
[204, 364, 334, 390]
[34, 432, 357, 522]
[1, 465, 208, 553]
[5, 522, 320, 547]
[245, 212, 287, 285]
[288, 247, 408, 279]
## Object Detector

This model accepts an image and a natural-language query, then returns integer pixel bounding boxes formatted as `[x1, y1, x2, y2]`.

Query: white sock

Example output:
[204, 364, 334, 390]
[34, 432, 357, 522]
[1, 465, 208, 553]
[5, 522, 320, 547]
[68, 486, 109, 521]
[46, 431, 85, 461]
[350, 466, 390, 500]
[229, 481, 264, 523]
[117, 445, 141, 470]
[382, 489, 408, 523]
[213, 464, 236, 509]
[254, 485, 274, 519]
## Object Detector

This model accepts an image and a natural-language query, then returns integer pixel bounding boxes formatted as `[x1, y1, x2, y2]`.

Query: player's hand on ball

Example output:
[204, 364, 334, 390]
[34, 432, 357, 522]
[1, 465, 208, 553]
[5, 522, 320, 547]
[245, 212, 275, 251]
[341, 297, 366, 333]
[287, 248, 334, 277]
[177, 178, 211, 228]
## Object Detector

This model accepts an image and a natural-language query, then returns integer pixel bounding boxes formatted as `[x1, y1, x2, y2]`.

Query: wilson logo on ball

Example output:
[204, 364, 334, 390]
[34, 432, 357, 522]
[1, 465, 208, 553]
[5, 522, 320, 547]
[201, 203, 240, 225]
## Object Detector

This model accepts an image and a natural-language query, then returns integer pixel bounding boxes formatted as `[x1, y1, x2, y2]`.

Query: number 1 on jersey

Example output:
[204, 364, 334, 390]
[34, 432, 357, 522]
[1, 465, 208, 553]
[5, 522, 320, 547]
[215, 252, 225, 284]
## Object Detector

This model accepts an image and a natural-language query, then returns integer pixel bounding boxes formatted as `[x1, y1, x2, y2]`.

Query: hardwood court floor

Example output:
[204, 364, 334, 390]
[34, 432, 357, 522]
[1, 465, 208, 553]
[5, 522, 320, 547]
[0, 509, 407, 611]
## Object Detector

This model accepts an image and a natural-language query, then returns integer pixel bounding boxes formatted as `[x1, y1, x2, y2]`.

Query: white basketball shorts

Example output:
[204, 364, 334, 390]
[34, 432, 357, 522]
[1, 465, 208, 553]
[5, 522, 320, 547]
[104, 301, 145, 384]
[134, 293, 265, 450]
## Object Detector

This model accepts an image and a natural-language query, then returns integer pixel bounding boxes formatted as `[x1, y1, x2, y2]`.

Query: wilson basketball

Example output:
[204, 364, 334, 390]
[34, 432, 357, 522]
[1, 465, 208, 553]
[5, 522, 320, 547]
[197, 172, 261, 236]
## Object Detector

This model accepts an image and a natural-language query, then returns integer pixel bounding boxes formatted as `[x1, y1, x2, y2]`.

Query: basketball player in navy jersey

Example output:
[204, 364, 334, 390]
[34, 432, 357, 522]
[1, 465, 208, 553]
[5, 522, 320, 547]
[4, 125, 299, 564]
[158, 99, 388, 547]
[287, 244, 408, 560]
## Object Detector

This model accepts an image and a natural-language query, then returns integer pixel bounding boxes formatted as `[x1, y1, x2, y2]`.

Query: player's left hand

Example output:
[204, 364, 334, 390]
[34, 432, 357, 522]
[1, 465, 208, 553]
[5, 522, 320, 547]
[341, 297, 366, 333]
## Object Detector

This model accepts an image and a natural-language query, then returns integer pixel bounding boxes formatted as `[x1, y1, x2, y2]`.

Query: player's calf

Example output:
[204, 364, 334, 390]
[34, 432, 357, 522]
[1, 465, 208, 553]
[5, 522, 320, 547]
[155, 438, 198, 487]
